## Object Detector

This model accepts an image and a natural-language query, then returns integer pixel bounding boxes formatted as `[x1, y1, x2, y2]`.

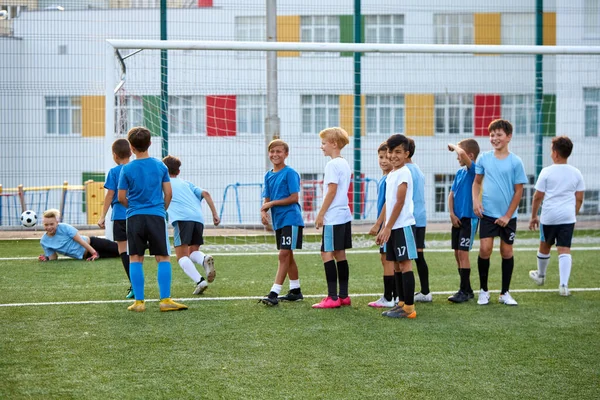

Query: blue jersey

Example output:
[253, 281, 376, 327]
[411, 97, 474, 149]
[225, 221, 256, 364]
[406, 163, 426, 227]
[40, 223, 88, 259]
[104, 164, 127, 221]
[451, 161, 478, 219]
[118, 158, 170, 218]
[167, 177, 204, 225]
[262, 165, 304, 231]
[376, 174, 387, 217]
[475, 151, 528, 219]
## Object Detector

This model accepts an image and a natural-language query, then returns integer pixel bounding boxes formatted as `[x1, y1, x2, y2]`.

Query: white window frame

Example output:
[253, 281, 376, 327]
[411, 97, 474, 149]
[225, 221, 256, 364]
[582, 190, 599, 215]
[501, 13, 536, 46]
[130, 0, 159, 8]
[502, 94, 536, 135]
[114, 95, 143, 136]
[169, 95, 206, 136]
[235, 16, 265, 41]
[46, 96, 81, 136]
[584, 0, 600, 39]
[434, 94, 473, 135]
[366, 95, 405, 135]
[365, 14, 404, 44]
[584, 88, 600, 137]
[301, 95, 339, 134]
[237, 95, 265, 135]
[434, 14, 474, 45]
[300, 16, 340, 56]
[434, 173, 455, 214]
[518, 175, 536, 215]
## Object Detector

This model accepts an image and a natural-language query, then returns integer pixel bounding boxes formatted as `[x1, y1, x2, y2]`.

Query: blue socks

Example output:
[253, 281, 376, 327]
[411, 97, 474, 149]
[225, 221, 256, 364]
[157, 261, 172, 299]
[130, 262, 144, 300]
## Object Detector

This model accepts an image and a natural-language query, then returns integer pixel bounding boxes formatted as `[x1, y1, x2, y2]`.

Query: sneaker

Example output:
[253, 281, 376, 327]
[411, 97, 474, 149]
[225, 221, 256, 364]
[385, 306, 417, 319]
[159, 298, 188, 312]
[559, 284, 571, 297]
[278, 290, 304, 302]
[448, 291, 470, 303]
[203, 255, 216, 283]
[414, 292, 433, 302]
[260, 293, 279, 306]
[477, 289, 490, 305]
[339, 296, 351, 306]
[529, 270, 545, 286]
[193, 280, 208, 295]
[466, 291, 475, 299]
[382, 304, 403, 316]
[311, 296, 342, 309]
[368, 296, 396, 308]
[498, 291, 518, 306]
[125, 286, 135, 299]
[127, 300, 145, 312]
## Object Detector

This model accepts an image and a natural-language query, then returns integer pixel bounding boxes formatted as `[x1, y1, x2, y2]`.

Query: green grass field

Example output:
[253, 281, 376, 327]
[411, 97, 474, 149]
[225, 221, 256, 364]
[1, 237, 599, 399]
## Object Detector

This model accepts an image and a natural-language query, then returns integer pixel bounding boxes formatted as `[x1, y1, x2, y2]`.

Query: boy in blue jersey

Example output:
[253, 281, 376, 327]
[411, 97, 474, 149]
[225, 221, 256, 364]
[368, 141, 396, 308]
[259, 139, 305, 306]
[118, 126, 187, 313]
[447, 139, 480, 303]
[405, 138, 431, 302]
[163, 155, 220, 295]
[98, 138, 133, 298]
[472, 119, 528, 306]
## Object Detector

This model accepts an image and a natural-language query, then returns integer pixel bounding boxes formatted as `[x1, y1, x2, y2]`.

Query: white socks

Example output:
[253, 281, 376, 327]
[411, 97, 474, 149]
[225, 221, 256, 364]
[178, 256, 202, 283]
[537, 252, 550, 277]
[558, 254, 572, 286]
[190, 250, 206, 265]
[270, 283, 282, 295]
[289, 279, 300, 290]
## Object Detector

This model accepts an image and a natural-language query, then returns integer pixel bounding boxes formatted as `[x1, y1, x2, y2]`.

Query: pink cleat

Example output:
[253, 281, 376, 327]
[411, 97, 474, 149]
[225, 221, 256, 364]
[339, 296, 352, 306]
[312, 296, 342, 309]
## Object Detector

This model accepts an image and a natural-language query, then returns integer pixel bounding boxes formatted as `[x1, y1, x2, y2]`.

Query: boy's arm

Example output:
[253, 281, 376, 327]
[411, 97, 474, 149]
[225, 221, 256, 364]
[496, 184, 523, 227]
[261, 192, 299, 211]
[315, 183, 337, 229]
[72, 234, 99, 261]
[575, 191, 584, 215]
[369, 203, 386, 236]
[202, 191, 221, 226]
[376, 183, 407, 245]
[261, 197, 271, 226]
[118, 189, 128, 208]
[98, 189, 114, 229]
[529, 189, 545, 230]
[39, 249, 58, 262]
[162, 181, 172, 210]
[448, 190, 461, 227]
[472, 174, 484, 218]
[447, 143, 472, 169]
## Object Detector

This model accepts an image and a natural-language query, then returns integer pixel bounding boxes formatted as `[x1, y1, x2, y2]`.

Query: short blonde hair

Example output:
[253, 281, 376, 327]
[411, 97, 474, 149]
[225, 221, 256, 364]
[267, 139, 289, 153]
[319, 127, 350, 149]
[43, 209, 61, 219]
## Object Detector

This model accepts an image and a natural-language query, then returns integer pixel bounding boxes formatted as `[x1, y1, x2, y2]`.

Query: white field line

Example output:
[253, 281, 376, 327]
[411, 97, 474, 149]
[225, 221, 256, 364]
[1, 288, 599, 308]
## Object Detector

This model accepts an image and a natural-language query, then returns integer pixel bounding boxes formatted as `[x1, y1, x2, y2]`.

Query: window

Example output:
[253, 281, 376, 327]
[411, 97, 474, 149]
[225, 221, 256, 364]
[46, 96, 81, 135]
[434, 174, 455, 213]
[501, 13, 535, 45]
[114, 95, 143, 136]
[301, 16, 340, 56]
[301, 95, 339, 134]
[365, 15, 404, 44]
[502, 95, 536, 135]
[584, 88, 600, 137]
[237, 95, 265, 135]
[517, 175, 536, 215]
[435, 94, 473, 135]
[434, 14, 473, 44]
[301, 173, 321, 223]
[130, 0, 158, 8]
[584, 0, 600, 38]
[581, 190, 599, 215]
[366, 95, 404, 135]
[169, 95, 205, 135]
[235, 16, 265, 41]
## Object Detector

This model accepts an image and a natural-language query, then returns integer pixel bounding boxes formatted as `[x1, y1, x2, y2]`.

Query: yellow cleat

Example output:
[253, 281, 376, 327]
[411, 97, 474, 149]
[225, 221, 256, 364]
[159, 298, 188, 312]
[127, 300, 146, 312]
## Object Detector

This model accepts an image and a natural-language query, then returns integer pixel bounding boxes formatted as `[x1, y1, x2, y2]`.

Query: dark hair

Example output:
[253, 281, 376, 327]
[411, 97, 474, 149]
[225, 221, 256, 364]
[112, 138, 131, 159]
[552, 136, 573, 159]
[488, 119, 513, 136]
[458, 138, 480, 160]
[162, 155, 181, 176]
[407, 137, 416, 158]
[386, 134, 410, 152]
[377, 141, 388, 153]
[127, 126, 151, 152]
[268, 139, 289, 153]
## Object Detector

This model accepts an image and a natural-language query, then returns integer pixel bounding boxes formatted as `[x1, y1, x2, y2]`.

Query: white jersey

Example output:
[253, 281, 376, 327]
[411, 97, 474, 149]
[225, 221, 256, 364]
[385, 166, 415, 230]
[322, 157, 352, 225]
[535, 164, 585, 225]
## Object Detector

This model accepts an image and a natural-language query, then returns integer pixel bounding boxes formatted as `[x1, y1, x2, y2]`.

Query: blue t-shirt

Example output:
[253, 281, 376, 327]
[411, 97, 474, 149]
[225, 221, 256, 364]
[376, 174, 387, 218]
[40, 223, 88, 259]
[475, 151, 528, 219]
[167, 177, 204, 225]
[406, 163, 426, 227]
[451, 161, 478, 219]
[262, 166, 304, 231]
[118, 158, 170, 218]
[104, 164, 127, 221]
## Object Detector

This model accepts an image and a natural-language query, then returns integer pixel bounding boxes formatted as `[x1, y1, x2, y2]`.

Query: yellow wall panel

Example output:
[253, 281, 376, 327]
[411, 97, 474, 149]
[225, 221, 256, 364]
[544, 12, 556, 46]
[82, 96, 105, 137]
[405, 94, 434, 136]
[474, 13, 501, 45]
[85, 181, 105, 224]
[339, 95, 365, 137]
[277, 15, 300, 57]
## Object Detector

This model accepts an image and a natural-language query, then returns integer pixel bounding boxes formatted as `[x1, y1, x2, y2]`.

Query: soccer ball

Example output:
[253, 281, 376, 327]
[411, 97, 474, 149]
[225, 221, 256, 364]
[20, 210, 37, 227]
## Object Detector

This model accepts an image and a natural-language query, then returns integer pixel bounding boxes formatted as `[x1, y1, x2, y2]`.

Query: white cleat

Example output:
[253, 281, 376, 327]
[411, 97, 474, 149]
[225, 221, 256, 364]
[193, 280, 208, 295]
[529, 270, 545, 286]
[559, 284, 571, 297]
[477, 289, 490, 305]
[499, 291, 518, 306]
[368, 296, 396, 308]
[414, 292, 433, 302]
[203, 255, 216, 283]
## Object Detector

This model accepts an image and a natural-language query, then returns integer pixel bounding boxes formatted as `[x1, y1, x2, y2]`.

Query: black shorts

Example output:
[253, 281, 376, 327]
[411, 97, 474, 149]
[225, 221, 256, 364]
[275, 225, 303, 250]
[414, 226, 426, 249]
[173, 221, 204, 247]
[479, 215, 517, 245]
[321, 221, 352, 252]
[126, 214, 170, 256]
[451, 217, 479, 251]
[88, 237, 120, 258]
[113, 219, 127, 242]
[386, 225, 418, 262]
[540, 223, 575, 248]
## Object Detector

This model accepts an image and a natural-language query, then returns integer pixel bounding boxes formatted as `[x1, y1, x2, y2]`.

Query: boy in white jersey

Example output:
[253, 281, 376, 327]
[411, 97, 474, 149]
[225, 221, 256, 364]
[163, 155, 220, 295]
[528, 136, 585, 296]
[376, 134, 418, 319]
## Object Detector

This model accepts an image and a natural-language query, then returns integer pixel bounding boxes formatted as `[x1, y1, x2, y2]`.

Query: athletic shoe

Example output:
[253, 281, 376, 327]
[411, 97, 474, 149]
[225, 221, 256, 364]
[339, 296, 351, 306]
[498, 291, 518, 306]
[448, 290, 470, 303]
[529, 270, 545, 286]
[368, 296, 395, 308]
[125, 286, 135, 299]
[203, 255, 216, 283]
[278, 290, 304, 301]
[382, 304, 403, 316]
[414, 292, 433, 302]
[159, 298, 188, 312]
[311, 296, 341, 309]
[559, 284, 571, 297]
[385, 306, 417, 319]
[193, 280, 208, 295]
[477, 289, 490, 305]
[127, 300, 145, 312]
[260, 293, 279, 306]
[466, 291, 475, 299]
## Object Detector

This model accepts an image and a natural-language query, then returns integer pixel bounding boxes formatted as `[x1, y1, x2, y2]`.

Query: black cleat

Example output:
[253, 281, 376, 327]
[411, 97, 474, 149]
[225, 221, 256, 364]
[260, 292, 279, 306]
[448, 290, 470, 303]
[278, 290, 304, 302]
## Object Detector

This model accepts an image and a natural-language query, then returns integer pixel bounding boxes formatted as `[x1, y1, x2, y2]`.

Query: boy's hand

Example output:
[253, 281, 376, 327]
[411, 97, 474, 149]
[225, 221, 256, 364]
[260, 202, 272, 212]
[86, 251, 99, 261]
[450, 213, 461, 228]
[315, 214, 324, 229]
[494, 215, 510, 228]
[529, 216, 540, 231]
[38, 255, 49, 262]
[368, 223, 379, 236]
[473, 199, 484, 218]
[213, 214, 221, 226]
[376, 227, 391, 246]
[260, 210, 270, 226]
[447, 143, 457, 152]
[97, 217, 105, 229]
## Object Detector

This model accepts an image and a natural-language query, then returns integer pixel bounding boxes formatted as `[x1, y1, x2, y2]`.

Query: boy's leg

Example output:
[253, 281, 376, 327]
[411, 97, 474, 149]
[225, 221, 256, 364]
[498, 240, 518, 306]
[129, 254, 145, 302]
[531, 241, 552, 285]
[413, 227, 431, 300]
[117, 241, 130, 280]
[321, 252, 338, 300]
[557, 248, 572, 295]
[89, 237, 120, 258]
[126, 215, 147, 308]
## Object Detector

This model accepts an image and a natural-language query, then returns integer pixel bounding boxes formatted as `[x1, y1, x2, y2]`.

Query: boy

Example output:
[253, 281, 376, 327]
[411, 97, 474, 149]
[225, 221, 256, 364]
[405, 138, 431, 302]
[376, 134, 418, 319]
[313, 127, 352, 309]
[472, 119, 528, 306]
[118, 126, 187, 312]
[163, 155, 220, 296]
[528, 136, 585, 296]
[98, 138, 133, 299]
[368, 142, 396, 308]
[259, 139, 305, 306]
[40, 209, 119, 261]
[447, 139, 480, 303]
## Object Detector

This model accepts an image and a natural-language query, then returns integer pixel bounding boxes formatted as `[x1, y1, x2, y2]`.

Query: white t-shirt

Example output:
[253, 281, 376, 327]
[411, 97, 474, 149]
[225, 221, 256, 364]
[322, 157, 352, 225]
[385, 166, 415, 230]
[535, 164, 585, 225]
